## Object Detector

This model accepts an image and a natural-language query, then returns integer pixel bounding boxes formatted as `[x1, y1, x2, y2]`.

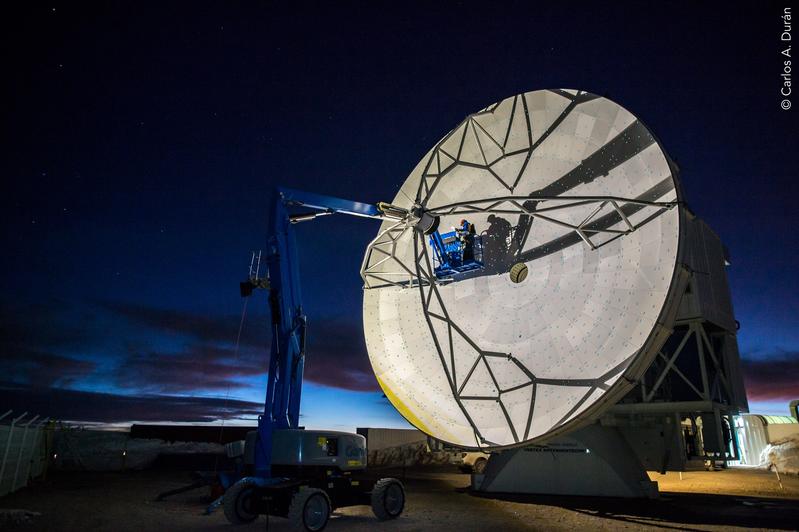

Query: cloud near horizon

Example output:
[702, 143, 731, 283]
[0, 383, 263, 423]
[1, 301, 379, 402]
[742, 350, 799, 403]
[3, 300, 796, 425]
[114, 344, 265, 393]
[0, 303, 100, 388]
[102, 301, 380, 393]
[0, 347, 96, 389]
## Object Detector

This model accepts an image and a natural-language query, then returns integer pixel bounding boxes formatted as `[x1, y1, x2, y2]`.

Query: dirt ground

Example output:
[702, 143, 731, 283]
[1, 466, 798, 531]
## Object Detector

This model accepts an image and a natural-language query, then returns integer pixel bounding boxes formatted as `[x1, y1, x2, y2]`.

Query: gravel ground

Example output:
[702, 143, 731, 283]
[1, 466, 797, 531]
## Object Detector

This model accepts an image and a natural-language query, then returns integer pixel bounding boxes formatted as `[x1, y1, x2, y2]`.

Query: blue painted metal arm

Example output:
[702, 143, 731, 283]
[253, 187, 384, 477]
[277, 186, 382, 218]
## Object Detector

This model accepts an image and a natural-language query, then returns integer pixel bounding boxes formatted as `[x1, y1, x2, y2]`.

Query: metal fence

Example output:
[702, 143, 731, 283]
[0, 410, 51, 497]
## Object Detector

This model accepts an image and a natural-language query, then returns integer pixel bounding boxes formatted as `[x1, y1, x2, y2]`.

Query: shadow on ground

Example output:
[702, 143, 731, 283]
[468, 489, 799, 531]
[3, 467, 799, 531]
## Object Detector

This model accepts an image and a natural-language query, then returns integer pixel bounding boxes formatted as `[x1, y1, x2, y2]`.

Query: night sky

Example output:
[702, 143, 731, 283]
[2, 2, 797, 431]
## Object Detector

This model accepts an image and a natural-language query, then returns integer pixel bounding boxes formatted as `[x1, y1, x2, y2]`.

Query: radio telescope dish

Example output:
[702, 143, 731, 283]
[362, 89, 684, 449]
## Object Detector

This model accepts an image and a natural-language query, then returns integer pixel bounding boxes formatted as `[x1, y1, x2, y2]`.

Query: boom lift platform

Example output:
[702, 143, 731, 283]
[428, 229, 484, 279]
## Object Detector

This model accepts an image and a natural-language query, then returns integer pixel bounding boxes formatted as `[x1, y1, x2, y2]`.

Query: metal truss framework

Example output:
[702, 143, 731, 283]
[410, 229, 639, 447]
[362, 90, 681, 447]
[361, 194, 675, 290]
[426, 195, 675, 251]
[361, 219, 420, 289]
[635, 319, 742, 462]
[642, 321, 735, 405]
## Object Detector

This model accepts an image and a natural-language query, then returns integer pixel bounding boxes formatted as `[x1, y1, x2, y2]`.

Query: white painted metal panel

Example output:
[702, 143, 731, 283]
[363, 90, 683, 449]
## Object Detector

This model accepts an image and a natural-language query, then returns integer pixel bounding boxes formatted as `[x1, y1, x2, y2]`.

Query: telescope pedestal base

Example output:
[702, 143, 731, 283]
[472, 423, 659, 498]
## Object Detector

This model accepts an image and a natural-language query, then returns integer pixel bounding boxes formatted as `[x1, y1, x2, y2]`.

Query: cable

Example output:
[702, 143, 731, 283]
[212, 296, 250, 475]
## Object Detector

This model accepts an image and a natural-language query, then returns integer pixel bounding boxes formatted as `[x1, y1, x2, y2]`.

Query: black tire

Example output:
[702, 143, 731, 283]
[473, 457, 488, 474]
[371, 478, 405, 521]
[223, 479, 258, 525]
[288, 487, 331, 531]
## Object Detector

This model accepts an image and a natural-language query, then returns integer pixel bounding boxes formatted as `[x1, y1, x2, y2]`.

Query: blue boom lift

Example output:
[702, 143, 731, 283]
[428, 226, 484, 279]
[223, 187, 442, 530]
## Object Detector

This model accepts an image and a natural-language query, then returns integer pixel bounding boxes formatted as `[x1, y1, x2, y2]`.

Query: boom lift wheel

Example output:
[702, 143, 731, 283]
[371, 478, 405, 520]
[223, 479, 258, 524]
[288, 487, 331, 531]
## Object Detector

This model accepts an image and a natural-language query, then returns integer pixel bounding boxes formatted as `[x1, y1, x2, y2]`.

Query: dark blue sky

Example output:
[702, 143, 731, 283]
[2, 1, 797, 428]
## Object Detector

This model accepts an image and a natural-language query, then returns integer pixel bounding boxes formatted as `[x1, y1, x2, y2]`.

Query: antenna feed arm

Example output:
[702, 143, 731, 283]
[377, 202, 440, 235]
[376, 202, 409, 220]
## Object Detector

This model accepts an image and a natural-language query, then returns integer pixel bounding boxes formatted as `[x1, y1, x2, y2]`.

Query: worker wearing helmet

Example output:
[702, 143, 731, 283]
[456, 219, 476, 262]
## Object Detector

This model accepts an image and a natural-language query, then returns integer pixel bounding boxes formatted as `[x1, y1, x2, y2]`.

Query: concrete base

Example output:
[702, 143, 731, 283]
[472, 424, 659, 498]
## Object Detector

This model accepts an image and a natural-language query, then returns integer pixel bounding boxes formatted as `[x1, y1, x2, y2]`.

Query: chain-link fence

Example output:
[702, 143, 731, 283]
[0, 411, 52, 497]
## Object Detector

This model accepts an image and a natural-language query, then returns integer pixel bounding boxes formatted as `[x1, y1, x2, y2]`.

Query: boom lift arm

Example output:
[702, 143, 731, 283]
[241, 187, 429, 477]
